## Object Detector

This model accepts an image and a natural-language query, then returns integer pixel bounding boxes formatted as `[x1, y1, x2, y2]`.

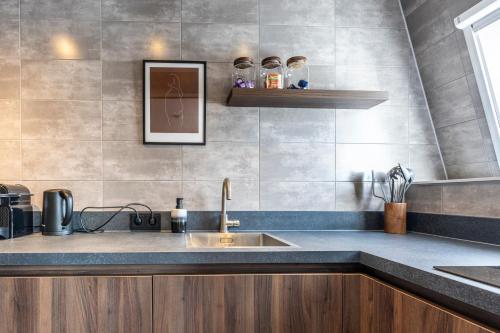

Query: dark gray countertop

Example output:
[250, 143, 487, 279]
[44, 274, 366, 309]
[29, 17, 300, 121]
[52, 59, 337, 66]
[0, 231, 499, 317]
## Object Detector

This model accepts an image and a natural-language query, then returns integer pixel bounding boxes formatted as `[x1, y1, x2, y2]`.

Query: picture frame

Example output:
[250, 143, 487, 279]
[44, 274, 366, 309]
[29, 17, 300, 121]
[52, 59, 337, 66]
[143, 60, 206, 145]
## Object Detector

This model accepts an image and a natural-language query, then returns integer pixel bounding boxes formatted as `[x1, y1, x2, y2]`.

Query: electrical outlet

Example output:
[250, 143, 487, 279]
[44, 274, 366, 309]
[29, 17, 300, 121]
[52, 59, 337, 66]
[129, 213, 161, 231]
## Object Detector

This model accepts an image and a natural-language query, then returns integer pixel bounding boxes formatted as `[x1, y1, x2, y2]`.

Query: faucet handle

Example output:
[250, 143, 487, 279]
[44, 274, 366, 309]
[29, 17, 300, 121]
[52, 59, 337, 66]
[226, 219, 240, 228]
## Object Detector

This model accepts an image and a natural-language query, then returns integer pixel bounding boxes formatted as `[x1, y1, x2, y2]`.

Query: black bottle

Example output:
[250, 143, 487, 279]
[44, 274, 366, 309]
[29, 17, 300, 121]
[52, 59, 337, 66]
[170, 198, 187, 233]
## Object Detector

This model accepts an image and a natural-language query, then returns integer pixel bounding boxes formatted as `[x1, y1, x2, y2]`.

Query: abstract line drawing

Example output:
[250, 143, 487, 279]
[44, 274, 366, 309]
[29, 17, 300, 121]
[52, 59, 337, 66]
[164, 73, 184, 128]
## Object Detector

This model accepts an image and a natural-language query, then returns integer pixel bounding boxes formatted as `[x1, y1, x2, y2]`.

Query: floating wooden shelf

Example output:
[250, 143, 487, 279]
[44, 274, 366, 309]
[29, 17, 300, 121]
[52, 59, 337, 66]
[226, 88, 389, 109]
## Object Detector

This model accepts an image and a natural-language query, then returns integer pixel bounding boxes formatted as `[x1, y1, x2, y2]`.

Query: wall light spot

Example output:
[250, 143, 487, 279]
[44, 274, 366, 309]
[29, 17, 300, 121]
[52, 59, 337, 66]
[52, 34, 80, 59]
[150, 37, 166, 58]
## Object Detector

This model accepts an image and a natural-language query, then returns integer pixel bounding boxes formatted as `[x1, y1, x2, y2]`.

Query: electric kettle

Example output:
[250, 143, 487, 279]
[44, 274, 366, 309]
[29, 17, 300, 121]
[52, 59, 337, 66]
[42, 189, 73, 236]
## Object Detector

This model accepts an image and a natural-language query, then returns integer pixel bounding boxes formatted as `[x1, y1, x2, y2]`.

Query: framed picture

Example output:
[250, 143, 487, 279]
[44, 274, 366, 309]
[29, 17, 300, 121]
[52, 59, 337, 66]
[143, 60, 206, 145]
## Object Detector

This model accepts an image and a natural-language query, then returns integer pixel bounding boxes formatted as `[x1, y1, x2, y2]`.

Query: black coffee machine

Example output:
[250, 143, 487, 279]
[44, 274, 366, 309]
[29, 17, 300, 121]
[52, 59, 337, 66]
[42, 189, 73, 236]
[0, 184, 40, 239]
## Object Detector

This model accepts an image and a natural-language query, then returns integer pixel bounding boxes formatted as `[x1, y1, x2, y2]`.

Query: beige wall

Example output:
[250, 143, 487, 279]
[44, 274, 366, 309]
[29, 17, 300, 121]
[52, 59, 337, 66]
[0, 0, 444, 211]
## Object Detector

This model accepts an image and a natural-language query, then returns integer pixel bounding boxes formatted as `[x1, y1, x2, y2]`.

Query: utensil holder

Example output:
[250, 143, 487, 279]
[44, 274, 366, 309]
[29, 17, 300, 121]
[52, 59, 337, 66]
[384, 203, 407, 234]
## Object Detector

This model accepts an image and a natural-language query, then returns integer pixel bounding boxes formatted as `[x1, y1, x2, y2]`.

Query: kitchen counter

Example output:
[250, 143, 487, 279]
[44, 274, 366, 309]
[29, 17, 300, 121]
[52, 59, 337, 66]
[0, 231, 499, 319]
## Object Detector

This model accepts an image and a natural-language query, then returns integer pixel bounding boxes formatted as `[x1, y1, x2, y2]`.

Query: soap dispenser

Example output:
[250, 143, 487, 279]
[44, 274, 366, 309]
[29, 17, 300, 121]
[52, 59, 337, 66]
[171, 198, 187, 233]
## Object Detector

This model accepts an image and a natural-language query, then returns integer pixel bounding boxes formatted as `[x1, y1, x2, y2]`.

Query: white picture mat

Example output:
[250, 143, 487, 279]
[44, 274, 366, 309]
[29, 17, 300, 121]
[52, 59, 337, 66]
[144, 62, 205, 144]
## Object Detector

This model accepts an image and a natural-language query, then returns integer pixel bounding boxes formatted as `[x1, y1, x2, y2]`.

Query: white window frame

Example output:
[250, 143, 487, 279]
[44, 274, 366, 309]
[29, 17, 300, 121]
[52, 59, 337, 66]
[455, 0, 500, 167]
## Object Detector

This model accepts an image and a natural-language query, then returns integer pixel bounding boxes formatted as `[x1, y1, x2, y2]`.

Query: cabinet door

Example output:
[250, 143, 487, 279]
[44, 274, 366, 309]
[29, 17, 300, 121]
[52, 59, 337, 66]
[154, 274, 342, 333]
[343, 274, 494, 333]
[0, 276, 152, 333]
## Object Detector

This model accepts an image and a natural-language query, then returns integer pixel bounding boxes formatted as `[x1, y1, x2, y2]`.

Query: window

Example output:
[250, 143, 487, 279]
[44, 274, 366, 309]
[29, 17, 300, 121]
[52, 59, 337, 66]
[455, 0, 500, 167]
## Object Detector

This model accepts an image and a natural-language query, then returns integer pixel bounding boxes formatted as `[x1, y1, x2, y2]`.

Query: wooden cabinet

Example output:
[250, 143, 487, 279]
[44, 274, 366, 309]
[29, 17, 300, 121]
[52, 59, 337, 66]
[343, 274, 494, 333]
[0, 272, 494, 333]
[153, 274, 343, 333]
[0, 276, 152, 333]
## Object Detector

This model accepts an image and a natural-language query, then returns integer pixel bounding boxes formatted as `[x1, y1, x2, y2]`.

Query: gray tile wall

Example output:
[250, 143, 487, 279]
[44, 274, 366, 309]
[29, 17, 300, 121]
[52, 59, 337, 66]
[0, 0, 443, 211]
[407, 181, 500, 218]
[401, 0, 499, 178]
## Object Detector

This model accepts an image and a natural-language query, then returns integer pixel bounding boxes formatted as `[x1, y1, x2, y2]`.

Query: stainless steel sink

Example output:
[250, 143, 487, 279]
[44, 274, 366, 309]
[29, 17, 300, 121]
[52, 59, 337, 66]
[186, 232, 293, 248]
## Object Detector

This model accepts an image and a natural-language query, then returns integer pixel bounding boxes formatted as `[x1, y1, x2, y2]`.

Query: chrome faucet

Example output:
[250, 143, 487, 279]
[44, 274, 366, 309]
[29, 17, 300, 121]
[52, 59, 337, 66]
[220, 178, 240, 233]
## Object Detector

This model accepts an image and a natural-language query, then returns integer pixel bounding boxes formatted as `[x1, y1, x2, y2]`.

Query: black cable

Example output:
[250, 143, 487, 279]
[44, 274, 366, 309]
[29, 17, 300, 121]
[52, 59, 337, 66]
[125, 203, 154, 221]
[75, 205, 141, 233]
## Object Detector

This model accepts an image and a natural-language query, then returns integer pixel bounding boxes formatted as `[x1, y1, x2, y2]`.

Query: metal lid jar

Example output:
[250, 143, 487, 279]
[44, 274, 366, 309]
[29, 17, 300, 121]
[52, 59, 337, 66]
[285, 56, 309, 89]
[260, 56, 284, 89]
[232, 57, 256, 88]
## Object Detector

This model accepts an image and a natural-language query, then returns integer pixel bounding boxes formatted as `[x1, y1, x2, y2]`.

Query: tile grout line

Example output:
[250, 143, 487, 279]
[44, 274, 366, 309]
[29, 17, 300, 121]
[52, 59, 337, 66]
[100, 0, 104, 206]
[18, 0, 22, 183]
[257, 0, 261, 211]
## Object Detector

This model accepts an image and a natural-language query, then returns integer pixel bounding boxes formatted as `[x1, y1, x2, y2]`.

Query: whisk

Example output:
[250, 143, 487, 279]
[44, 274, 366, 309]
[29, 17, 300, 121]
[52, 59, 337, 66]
[372, 164, 415, 203]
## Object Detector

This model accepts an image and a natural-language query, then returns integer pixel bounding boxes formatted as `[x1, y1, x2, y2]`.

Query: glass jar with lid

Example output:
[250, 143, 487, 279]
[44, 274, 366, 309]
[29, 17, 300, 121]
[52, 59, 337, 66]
[260, 56, 284, 89]
[232, 57, 256, 88]
[285, 56, 309, 89]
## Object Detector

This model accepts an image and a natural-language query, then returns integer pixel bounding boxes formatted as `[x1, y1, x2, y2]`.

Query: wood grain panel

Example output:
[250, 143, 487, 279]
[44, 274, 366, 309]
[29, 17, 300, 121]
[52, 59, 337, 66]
[343, 274, 494, 333]
[154, 274, 342, 333]
[0, 276, 152, 333]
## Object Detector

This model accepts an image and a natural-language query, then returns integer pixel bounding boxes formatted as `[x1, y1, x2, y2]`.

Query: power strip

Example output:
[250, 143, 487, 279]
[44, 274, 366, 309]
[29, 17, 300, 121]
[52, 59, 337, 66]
[129, 213, 161, 231]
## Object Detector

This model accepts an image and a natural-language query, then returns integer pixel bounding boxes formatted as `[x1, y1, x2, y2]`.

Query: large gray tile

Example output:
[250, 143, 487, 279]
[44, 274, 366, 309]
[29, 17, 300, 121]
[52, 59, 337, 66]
[20, 0, 100, 20]
[183, 180, 259, 211]
[0, 141, 21, 180]
[336, 144, 409, 181]
[445, 0, 482, 23]
[260, 0, 334, 26]
[427, 76, 476, 129]
[336, 65, 409, 106]
[335, 182, 384, 211]
[442, 182, 500, 218]
[183, 0, 258, 24]
[24, 180, 103, 210]
[22, 100, 101, 140]
[206, 104, 258, 142]
[206, 62, 233, 103]
[309, 65, 336, 90]
[455, 30, 473, 75]
[260, 25, 335, 66]
[409, 144, 446, 181]
[0, 100, 20, 139]
[103, 22, 180, 61]
[102, 61, 142, 101]
[406, 0, 454, 54]
[336, 105, 408, 144]
[103, 141, 182, 181]
[21, 19, 100, 60]
[260, 181, 335, 211]
[466, 73, 485, 119]
[103, 101, 142, 141]
[183, 142, 259, 180]
[409, 107, 437, 144]
[436, 120, 488, 166]
[409, 60, 427, 108]
[182, 23, 258, 62]
[260, 142, 334, 181]
[0, 59, 20, 99]
[21, 60, 101, 100]
[477, 117, 496, 162]
[0, 0, 19, 19]
[416, 33, 465, 90]
[22, 140, 102, 180]
[446, 162, 492, 179]
[336, 0, 403, 28]
[0, 20, 19, 58]
[102, 0, 181, 22]
[104, 181, 182, 211]
[400, 0, 426, 16]
[260, 108, 334, 143]
[406, 184, 442, 213]
[336, 28, 409, 67]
